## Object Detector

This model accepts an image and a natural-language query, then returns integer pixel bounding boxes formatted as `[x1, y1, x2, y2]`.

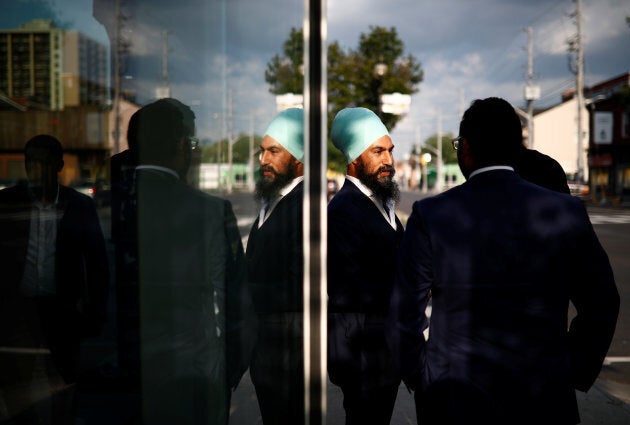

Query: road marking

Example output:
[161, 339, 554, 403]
[604, 357, 630, 365]
[590, 213, 630, 225]
[0, 347, 51, 355]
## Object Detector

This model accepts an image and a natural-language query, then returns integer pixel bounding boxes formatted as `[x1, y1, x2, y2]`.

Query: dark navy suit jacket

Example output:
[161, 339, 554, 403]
[133, 168, 255, 425]
[0, 183, 109, 383]
[327, 178, 404, 391]
[389, 169, 619, 424]
[244, 182, 305, 424]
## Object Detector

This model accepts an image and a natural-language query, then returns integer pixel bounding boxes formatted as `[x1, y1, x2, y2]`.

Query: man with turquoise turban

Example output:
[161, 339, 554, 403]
[327, 107, 404, 425]
[246, 107, 305, 425]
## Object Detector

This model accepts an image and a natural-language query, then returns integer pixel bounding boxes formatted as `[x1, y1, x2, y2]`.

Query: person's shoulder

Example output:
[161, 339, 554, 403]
[63, 185, 95, 205]
[328, 180, 372, 212]
[516, 148, 570, 193]
[410, 184, 468, 218]
[185, 185, 230, 209]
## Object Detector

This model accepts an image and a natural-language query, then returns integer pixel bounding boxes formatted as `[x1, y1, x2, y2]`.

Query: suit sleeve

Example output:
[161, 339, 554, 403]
[567, 203, 619, 392]
[387, 201, 431, 390]
[81, 195, 110, 336]
[223, 199, 258, 389]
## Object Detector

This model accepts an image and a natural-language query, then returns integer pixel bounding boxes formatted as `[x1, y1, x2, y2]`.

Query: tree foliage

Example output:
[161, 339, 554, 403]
[413, 133, 458, 165]
[201, 133, 261, 164]
[265, 26, 424, 172]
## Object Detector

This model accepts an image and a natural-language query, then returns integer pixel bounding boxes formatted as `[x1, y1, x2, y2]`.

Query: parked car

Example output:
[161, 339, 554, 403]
[568, 181, 590, 201]
[71, 179, 111, 207]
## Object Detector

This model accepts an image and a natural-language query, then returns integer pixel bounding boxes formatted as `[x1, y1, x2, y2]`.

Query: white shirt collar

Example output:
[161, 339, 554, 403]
[279, 175, 304, 197]
[135, 164, 180, 179]
[345, 175, 397, 230]
[346, 175, 372, 197]
[468, 165, 514, 180]
[257, 176, 304, 228]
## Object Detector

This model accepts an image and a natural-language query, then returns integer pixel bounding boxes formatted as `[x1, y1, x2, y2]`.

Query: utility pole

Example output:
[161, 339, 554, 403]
[569, 0, 586, 182]
[216, 113, 222, 190]
[525, 27, 536, 149]
[157, 30, 171, 98]
[226, 89, 234, 194]
[248, 112, 255, 191]
[435, 111, 443, 193]
[112, 0, 122, 155]
[576, 0, 585, 182]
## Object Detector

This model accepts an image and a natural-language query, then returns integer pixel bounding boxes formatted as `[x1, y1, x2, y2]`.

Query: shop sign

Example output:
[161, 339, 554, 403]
[594, 112, 613, 144]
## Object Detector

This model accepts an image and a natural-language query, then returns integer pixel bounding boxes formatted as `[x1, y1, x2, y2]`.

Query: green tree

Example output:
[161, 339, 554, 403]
[201, 133, 261, 164]
[265, 27, 304, 95]
[265, 26, 424, 172]
[414, 133, 457, 165]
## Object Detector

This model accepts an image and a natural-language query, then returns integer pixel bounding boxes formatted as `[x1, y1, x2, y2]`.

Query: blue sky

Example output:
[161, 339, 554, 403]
[2, 0, 629, 159]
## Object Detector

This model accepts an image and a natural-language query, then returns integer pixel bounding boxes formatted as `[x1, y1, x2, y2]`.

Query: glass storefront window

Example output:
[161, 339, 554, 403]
[0, 1, 326, 424]
[2, 1, 629, 424]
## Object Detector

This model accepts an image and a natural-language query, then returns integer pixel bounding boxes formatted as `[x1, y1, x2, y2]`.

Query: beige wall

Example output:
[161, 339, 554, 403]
[532, 97, 589, 179]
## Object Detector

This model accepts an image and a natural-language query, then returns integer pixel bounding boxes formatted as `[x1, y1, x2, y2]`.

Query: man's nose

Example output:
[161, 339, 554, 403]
[383, 151, 393, 166]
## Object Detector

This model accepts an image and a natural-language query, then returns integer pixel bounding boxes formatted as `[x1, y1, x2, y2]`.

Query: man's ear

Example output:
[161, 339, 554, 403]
[56, 159, 64, 173]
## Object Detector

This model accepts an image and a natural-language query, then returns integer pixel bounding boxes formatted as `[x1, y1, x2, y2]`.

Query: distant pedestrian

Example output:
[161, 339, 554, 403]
[389, 97, 619, 425]
[514, 143, 570, 194]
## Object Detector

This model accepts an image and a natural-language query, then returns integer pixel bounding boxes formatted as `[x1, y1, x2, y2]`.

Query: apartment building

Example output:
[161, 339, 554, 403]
[0, 19, 107, 110]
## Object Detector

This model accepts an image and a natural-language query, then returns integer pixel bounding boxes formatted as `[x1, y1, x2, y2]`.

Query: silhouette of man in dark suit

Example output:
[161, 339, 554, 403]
[0, 134, 109, 423]
[116, 98, 255, 425]
[389, 97, 619, 425]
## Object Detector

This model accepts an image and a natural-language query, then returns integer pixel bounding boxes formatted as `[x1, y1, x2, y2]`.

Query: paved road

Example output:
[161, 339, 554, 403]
[3, 189, 628, 424]
[73, 192, 630, 423]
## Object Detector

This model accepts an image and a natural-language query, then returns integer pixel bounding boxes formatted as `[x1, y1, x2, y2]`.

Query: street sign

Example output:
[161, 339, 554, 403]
[594, 111, 613, 144]
[275, 93, 304, 111]
[524, 85, 541, 101]
[381, 93, 411, 115]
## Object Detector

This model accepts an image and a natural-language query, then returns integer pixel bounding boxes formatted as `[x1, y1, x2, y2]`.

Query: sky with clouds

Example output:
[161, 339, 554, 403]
[2, 0, 629, 159]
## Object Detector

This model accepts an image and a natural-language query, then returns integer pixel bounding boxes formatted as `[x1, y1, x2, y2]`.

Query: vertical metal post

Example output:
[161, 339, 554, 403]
[303, 0, 327, 424]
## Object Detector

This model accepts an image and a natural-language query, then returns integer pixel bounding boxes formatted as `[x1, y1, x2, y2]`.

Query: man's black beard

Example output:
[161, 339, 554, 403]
[255, 162, 297, 203]
[356, 162, 400, 205]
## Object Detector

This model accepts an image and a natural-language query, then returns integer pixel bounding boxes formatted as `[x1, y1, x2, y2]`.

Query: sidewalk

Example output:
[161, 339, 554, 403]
[576, 378, 630, 424]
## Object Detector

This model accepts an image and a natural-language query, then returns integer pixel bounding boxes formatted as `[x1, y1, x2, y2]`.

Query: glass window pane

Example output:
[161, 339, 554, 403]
[0, 1, 317, 424]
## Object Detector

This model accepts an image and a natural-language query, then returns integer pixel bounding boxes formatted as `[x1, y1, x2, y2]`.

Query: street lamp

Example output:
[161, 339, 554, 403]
[373, 59, 387, 118]
[421, 153, 432, 193]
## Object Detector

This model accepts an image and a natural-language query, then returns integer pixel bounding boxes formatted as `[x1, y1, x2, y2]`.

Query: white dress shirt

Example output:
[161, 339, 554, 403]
[346, 175, 397, 230]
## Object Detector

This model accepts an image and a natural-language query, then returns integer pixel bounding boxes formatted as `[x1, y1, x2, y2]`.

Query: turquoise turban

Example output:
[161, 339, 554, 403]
[331, 107, 389, 164]
[264, 108, 304, 162]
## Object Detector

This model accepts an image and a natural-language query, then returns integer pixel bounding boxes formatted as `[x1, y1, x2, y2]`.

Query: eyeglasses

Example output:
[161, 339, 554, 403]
[451, 136, 463, 151]
[189, 136, 200, 150]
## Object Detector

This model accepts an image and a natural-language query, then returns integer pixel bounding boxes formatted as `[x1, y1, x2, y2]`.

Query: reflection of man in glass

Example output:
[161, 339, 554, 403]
[327, 107, 403, 425]
[0, 135, 109, 423]
[246, 108, 305, 425]
[127, 99, 255, 425]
